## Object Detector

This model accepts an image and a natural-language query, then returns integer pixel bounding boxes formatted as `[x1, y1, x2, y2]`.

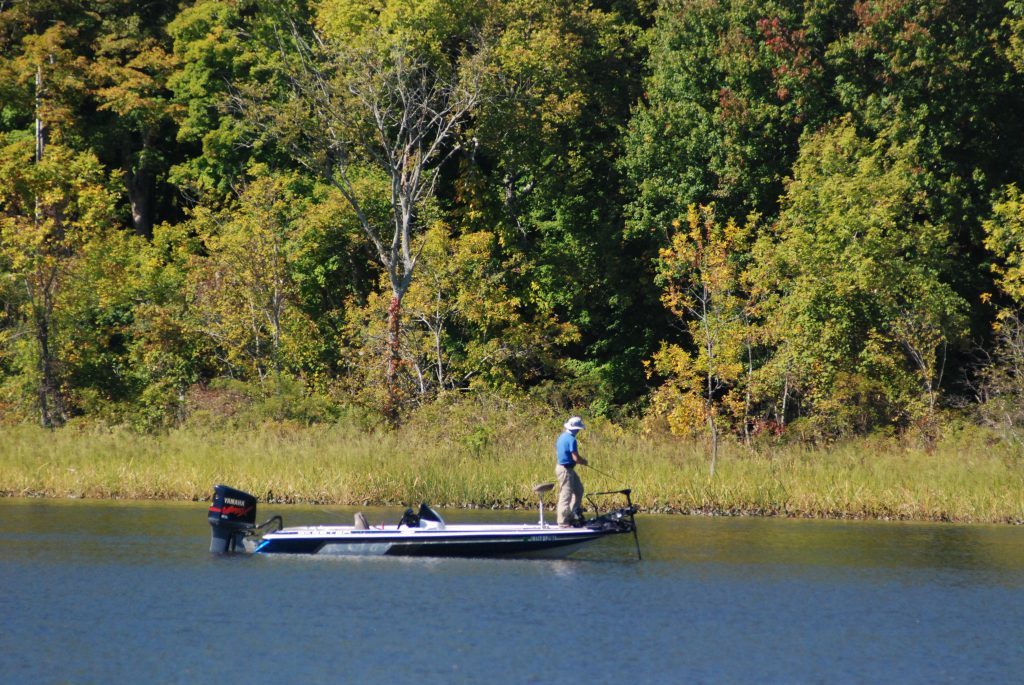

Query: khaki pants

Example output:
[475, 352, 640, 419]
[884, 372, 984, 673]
[556, 464, 583, 526]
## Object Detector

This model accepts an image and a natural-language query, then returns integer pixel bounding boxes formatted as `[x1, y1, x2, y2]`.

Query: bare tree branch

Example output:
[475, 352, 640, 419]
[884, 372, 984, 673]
[232, 21, 491, 421]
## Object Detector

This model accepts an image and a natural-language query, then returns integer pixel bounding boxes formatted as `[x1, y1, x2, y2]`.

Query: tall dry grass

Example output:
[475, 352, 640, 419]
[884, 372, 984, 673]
[1, 407, 1021, 523]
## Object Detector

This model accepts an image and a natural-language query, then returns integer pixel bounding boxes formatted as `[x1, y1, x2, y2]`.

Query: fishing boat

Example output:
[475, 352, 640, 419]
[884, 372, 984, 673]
[207, 483, 641, 559]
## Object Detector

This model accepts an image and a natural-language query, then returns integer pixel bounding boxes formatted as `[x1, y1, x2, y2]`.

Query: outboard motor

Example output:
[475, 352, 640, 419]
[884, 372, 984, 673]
[208, 484, 257, 553]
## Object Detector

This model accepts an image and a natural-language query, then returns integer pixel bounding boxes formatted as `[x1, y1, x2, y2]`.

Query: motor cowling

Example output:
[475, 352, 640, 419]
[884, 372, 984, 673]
[208, 484, 257, 553]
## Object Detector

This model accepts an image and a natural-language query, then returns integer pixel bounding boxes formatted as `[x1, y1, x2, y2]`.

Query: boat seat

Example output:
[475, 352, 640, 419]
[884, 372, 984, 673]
[354, 512, 369, 530]
[417, 503, 446, 530]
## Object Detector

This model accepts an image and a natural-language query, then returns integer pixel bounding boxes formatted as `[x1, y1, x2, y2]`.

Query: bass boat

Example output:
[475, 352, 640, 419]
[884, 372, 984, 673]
[208, 483, 641, 560]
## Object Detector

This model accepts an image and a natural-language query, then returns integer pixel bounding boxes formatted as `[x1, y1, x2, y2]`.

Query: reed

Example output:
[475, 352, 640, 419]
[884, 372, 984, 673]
[0, 415, 1021, 523]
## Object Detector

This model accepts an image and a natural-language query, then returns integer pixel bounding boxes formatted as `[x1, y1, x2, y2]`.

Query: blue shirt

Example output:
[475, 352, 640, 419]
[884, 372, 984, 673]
[556, 431, 578, 467]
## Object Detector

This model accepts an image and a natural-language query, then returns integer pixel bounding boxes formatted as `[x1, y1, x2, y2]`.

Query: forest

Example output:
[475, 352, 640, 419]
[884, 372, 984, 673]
[2, 0, 1024, 457]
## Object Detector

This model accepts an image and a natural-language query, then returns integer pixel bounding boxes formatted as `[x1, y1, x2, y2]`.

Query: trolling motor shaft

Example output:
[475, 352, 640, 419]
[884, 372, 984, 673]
[586, 488, 642, 560]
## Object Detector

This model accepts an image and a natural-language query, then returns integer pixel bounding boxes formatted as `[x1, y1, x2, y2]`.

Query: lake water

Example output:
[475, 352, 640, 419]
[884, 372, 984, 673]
[1, 498, 1022, 684]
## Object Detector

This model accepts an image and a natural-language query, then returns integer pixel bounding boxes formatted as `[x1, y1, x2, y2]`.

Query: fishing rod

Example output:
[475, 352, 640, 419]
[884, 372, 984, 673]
[582, 462, 624, 483]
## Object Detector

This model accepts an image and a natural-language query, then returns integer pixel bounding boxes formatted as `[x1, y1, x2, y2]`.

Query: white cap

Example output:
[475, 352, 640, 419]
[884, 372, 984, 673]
[564, 416, 585, 431]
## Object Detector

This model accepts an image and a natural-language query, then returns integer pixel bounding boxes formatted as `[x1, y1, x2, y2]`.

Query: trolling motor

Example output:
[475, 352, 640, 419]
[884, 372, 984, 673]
[208, 484, 282, 553]
[585, 488, 642, 560]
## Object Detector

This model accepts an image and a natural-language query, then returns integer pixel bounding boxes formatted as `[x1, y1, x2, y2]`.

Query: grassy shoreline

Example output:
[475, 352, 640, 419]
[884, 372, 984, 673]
[1, 420, 1022, 524]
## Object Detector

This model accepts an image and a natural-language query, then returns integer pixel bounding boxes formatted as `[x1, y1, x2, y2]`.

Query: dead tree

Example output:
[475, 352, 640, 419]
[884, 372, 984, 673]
[256, 28, 486, 423]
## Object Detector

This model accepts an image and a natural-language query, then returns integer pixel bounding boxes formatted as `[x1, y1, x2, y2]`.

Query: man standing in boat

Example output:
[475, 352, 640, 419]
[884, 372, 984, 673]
[556, 416, 588, 527]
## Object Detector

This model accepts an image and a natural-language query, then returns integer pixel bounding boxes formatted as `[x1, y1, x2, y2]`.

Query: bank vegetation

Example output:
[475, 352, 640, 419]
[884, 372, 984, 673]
[3, 2, 1024, 512]
[1, 398, 1020, 524]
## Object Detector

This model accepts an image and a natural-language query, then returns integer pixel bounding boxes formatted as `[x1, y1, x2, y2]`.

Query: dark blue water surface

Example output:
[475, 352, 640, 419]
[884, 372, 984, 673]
[1, 498, 1022, 684]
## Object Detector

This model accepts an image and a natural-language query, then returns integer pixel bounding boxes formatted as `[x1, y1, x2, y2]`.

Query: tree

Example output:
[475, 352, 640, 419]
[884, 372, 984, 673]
[472, 0, 652, 408]
[166, 0, 308, 204]
[254, 23, 488, 422]
[86, 0, 184, 237]
[0, 138, 118, 426]
[622, 0, 833, 238]
[52, 224, 199, 428]
[650, 204, 752, 476]
[756, 118, 967, 436]
[1007, 0, 1024, 75]
[188, 174, 319, 383]
[343, 223, 577, 403]
[984, 184, 1024, 305]
[1, 2, 187, 237]
[624, 1, 1024, 372]
[977, 183, 1024, 442]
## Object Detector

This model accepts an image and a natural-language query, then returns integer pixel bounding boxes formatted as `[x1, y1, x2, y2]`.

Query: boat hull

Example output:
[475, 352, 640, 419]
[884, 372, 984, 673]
[254, 526, 618, 559]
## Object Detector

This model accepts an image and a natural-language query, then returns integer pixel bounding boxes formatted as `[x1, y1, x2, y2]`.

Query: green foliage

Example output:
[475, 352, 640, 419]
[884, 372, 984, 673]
[0, 0, 1024, 444]
[985, 184, 1024, 305]
[187, 173, 323, 381]
[625, 0, 1023, 363]
[167, 0, 300, 201]
[1007, 0, 1024, 74]
[339, 223, 578, 410]
[756, 118, 968, 434]
[979, 181, 1024, 444]
[622, 0, 830, 237]
[0, 138, 120, 424]
[0, 2, 192, 236]
[467, 0, 652, 401]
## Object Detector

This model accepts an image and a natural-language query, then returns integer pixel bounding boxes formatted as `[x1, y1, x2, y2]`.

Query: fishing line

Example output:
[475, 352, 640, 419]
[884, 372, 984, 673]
[582, 462, 623, 483]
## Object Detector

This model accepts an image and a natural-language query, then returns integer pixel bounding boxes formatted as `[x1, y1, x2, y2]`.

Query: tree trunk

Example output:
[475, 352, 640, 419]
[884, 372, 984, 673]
[33, 294, 66, 428]
[35, 65, 45, 163]
[708, 409, 718, 479]
[36, 323, 52, 428]
[33, 62, 65, 428]
[744, 336, 753, 446]
[384, 294, 402, 425]
[433, 315, 444, 390]
[701, 287, 718, 477]
[780, 372, 789, 429]
[125, 166, 153, 238]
